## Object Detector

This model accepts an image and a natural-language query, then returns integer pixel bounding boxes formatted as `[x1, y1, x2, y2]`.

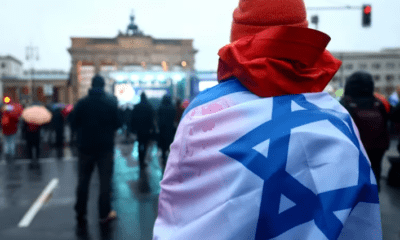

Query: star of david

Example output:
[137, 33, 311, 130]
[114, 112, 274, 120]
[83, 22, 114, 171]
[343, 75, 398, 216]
[220, 95, 379, 240]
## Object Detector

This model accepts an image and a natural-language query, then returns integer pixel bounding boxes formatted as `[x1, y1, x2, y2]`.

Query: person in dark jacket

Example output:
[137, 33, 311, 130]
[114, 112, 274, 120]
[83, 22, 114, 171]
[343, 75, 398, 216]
[157, 95, 177, 171]
[125, 105, 133, 141]
[174, 98, 184, 129]
[23, 117, 42, 169]
[340, 71, 390, 191]
[130, 92, 155, 170]
[119, 104, 132, 141]
[51, 104, 65, 159]
[68, 75, 123, 228]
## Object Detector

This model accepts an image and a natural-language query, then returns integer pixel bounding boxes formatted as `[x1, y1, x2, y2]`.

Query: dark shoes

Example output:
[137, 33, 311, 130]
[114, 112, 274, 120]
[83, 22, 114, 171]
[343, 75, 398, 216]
[75, 218, 88, 237]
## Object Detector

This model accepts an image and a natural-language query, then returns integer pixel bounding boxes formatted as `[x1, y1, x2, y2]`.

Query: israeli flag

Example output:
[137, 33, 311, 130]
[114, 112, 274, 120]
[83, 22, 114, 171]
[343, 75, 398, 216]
[153, 78, 382, 240]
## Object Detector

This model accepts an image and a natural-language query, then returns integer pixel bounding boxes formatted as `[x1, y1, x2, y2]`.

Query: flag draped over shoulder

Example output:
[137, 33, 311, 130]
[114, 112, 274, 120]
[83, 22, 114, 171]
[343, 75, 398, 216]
[153, 78, 382, 240]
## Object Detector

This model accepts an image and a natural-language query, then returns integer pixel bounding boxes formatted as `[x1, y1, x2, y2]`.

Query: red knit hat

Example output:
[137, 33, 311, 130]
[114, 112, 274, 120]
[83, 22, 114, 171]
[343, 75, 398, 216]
[230, 0, 309, 42]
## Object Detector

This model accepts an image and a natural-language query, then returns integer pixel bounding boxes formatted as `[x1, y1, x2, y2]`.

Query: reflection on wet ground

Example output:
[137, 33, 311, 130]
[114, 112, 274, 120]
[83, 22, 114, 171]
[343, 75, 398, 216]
[0, 131, 162, 240]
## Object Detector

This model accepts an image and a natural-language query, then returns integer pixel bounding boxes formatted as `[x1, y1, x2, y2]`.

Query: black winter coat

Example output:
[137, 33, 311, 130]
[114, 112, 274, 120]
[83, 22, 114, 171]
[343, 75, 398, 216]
[130, 102, 155, 136]
[157, 104, 176, 142]
[51, 107, 65, 133]
[340, 73, 390, 150]
[68, 88, 123, 154]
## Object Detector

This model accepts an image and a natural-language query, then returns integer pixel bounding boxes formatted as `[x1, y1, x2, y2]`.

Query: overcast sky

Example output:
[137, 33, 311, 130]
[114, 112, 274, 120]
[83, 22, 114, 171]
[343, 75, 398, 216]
[1, 0, 399, 72]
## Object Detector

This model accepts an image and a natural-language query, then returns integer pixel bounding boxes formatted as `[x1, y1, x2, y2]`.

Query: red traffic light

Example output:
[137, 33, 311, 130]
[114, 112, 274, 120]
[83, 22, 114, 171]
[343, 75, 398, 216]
[364, 5, 371, 15]
[362, 4, 372, 27]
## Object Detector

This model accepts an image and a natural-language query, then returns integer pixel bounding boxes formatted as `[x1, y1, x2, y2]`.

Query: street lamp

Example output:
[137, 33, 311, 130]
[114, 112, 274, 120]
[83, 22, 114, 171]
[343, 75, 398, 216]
[26, 44, 39, 104]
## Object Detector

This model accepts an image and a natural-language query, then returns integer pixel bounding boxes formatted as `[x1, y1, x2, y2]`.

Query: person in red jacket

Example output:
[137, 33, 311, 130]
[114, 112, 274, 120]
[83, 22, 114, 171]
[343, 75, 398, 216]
[1, 104, 20, 162]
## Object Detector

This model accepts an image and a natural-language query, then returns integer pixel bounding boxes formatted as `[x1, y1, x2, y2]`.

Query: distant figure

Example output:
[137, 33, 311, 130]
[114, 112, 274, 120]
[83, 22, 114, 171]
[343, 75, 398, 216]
[157, 95, 176, 171]
[130, 92, 155, 170]
[340, 71, 390, 192]
[23, 116, 42, 169]
[68, 75, 123, 231]
[125, 104, 133, 140]
[389, 84, 400, 106]
[121, 104, 132, 140]
[42, 103, 53, 143]
[174, 98, 184, 129]
[1, 104, 19, 162]
[51, 104, 65, 159]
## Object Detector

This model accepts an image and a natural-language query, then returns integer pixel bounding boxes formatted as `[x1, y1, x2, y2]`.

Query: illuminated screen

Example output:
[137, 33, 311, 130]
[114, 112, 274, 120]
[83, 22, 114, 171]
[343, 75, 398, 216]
[115, 84, 135, 105]
[199, 81, 218, 92]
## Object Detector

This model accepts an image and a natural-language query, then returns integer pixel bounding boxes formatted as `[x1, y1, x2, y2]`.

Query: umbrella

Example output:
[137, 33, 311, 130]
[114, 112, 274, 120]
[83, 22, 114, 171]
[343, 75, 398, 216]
[22, 105, 53, 125]
[374, 92, 391, 114]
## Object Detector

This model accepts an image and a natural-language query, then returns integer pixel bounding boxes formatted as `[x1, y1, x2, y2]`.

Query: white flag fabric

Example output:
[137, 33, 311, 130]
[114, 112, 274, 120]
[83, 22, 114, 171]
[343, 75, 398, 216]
[153, 78, 382, 240]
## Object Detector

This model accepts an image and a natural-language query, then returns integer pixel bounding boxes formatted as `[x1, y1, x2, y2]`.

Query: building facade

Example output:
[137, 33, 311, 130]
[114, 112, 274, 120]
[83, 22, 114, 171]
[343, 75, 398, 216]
[191, 48, 400, 101]
[0, 55, 23, 78]
[68, 13, 197, 104]
[0, 55, 23, 100]
[2, 70, 70, 106]
[330, 48, 400, 97]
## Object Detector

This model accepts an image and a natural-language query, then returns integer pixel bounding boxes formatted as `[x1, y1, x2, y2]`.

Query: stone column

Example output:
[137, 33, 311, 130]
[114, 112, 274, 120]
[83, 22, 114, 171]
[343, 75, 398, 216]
[0, 78, 3, 101]
[94, 58, 101, 74]
[59, 86, 66, 104]
[16, 86, 21, 103]
[71, 59, 81, 104]
[185, 71, 191, 100]
[68, 87, 73, 105]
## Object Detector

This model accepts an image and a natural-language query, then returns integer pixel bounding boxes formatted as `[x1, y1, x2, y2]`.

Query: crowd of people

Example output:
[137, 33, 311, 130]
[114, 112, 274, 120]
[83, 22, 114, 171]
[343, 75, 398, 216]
[0, 99, 68, 169]
[0, 74, 187, 235]
[65, 75, 187, 233]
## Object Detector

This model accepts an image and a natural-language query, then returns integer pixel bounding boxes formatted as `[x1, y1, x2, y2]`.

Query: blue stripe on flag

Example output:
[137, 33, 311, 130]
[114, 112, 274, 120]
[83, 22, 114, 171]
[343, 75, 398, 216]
[220, 93, 378, 240]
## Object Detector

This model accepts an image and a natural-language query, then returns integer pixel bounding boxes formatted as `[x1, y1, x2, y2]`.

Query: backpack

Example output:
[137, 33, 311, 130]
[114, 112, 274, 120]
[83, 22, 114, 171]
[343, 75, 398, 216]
[345, 97, 389, 150]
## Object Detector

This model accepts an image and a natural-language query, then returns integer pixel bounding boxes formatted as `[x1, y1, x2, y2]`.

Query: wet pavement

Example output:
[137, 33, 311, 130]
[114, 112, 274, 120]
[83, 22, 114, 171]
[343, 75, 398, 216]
[0, 128, 400, 239]
[0, 129, 162, 240]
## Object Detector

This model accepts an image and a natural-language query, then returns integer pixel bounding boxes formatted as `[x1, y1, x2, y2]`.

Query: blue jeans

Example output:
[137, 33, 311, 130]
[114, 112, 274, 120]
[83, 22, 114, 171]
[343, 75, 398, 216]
[3, 134, 16, 156]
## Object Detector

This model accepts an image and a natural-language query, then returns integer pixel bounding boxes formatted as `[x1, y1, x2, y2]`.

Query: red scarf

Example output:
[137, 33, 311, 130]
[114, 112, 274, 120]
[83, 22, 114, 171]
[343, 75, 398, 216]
[218, 26, 342, 98]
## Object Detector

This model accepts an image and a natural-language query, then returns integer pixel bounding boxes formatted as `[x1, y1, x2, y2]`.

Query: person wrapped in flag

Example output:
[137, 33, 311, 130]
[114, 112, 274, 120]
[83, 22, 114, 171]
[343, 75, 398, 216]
[152, 0, 382, 239]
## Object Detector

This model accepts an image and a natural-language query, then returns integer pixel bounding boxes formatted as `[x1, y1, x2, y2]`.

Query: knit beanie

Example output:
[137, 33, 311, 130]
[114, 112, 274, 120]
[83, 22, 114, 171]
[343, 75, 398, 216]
[91, 75, 105, 88]
[230, 0, 309, 42]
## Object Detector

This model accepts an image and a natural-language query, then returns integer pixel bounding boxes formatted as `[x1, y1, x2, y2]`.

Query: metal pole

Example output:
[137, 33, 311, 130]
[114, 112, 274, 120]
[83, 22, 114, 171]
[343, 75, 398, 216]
[26, 44, 39, 105]
[307, 6, 361, 11]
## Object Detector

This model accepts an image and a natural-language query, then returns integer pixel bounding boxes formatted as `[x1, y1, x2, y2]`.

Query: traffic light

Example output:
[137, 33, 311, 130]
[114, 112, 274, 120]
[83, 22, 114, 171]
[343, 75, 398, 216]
[362, 4, 371, 27]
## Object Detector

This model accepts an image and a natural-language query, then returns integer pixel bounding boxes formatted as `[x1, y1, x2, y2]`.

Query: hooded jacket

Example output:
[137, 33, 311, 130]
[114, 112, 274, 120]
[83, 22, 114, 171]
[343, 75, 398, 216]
[1, 111, 19, 136]
[68, 88, 123, 154]
[130, 94, 155, 136]
[157, 96, 177, 144]
[340, 71, 390, 150]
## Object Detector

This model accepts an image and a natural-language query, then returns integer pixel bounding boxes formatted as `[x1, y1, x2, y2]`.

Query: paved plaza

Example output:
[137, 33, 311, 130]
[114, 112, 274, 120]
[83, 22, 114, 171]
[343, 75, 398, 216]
[0, 130, 399, 239]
